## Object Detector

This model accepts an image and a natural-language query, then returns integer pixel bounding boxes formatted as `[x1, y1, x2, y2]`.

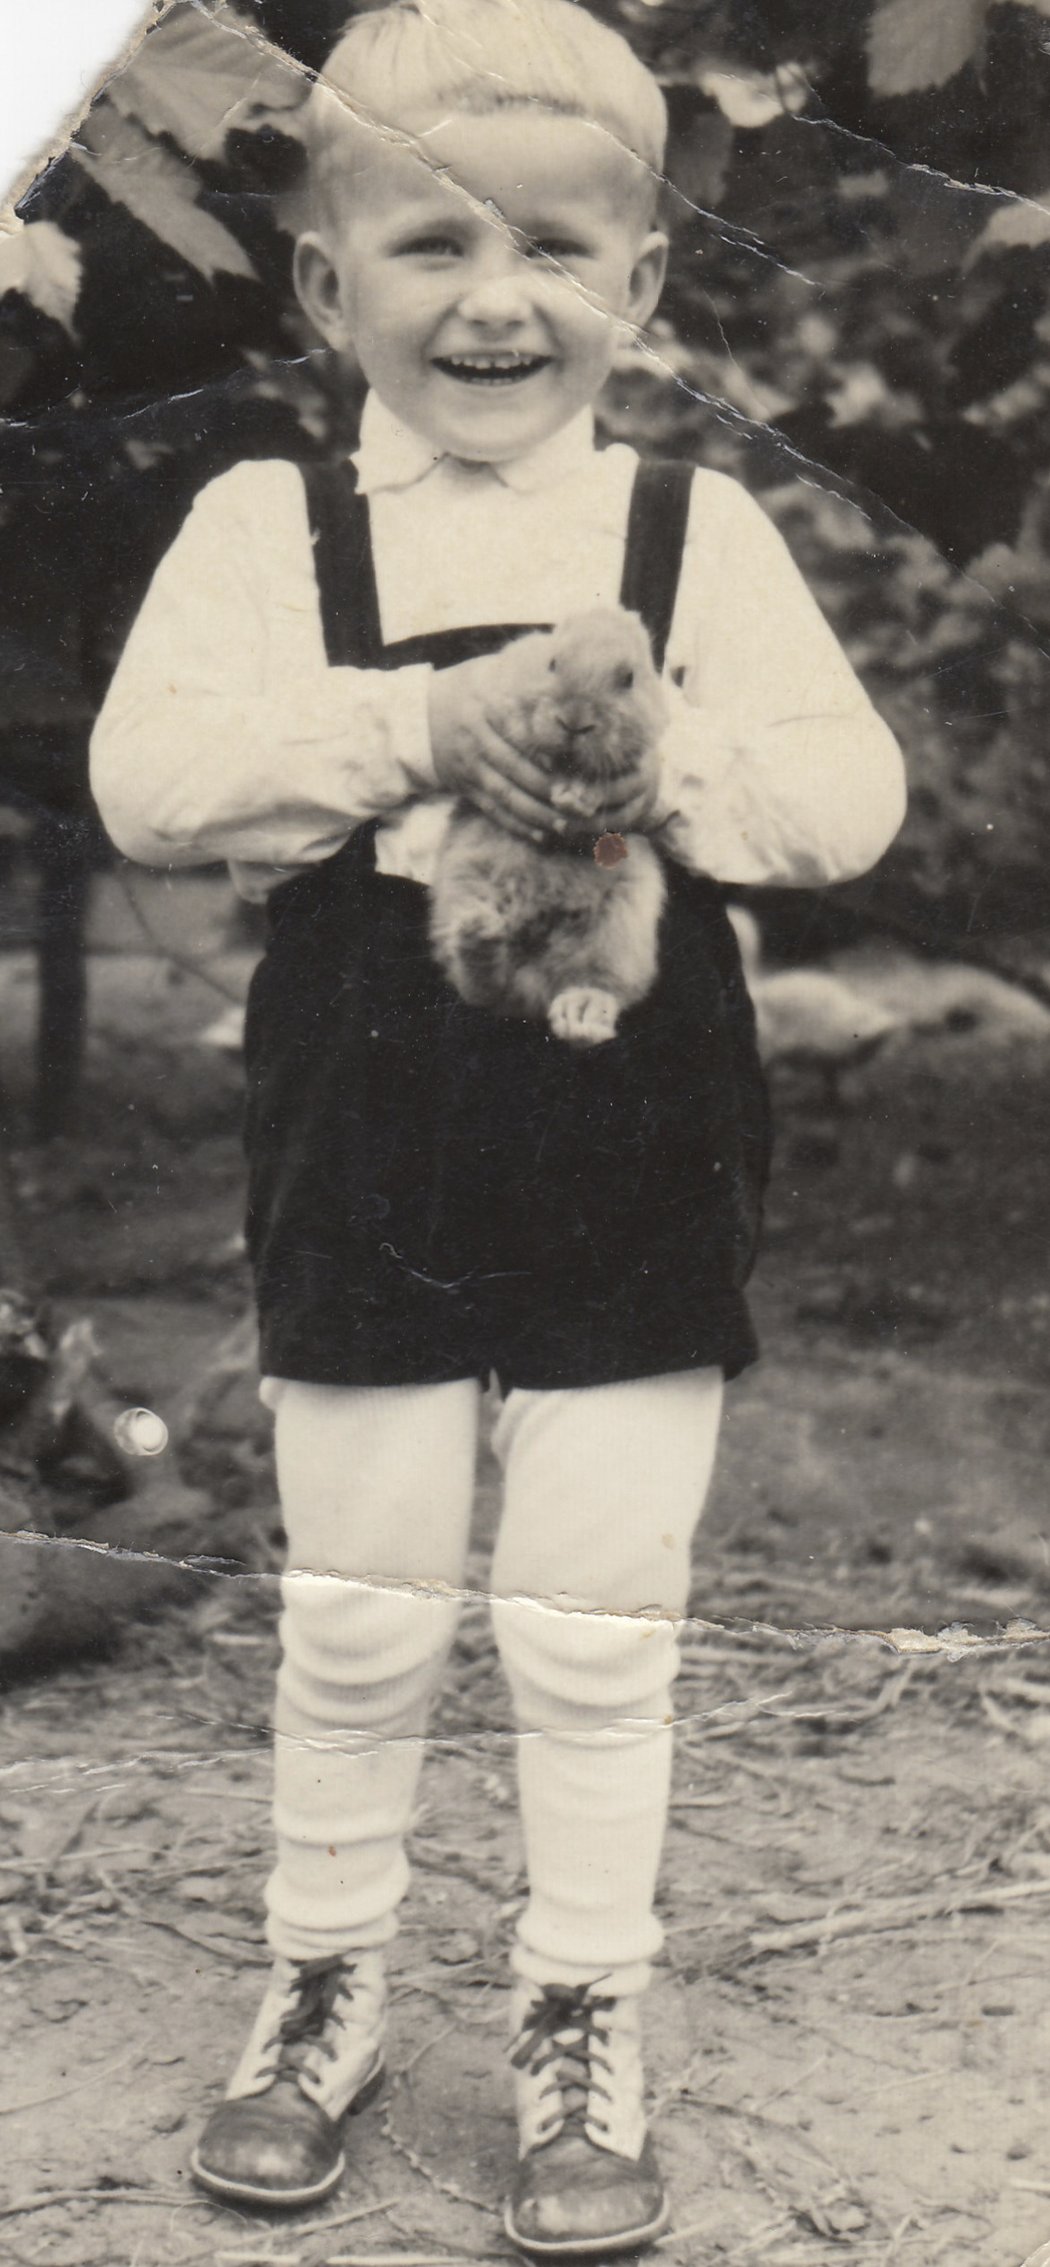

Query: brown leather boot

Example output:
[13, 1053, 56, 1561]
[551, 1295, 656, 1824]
[505, 1982, 670, 2258]
[191, 1952, 385, 2208]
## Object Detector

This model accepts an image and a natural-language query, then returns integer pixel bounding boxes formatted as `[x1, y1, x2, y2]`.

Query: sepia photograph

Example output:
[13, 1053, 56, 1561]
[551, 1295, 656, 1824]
[3, 3, 1050, 2262]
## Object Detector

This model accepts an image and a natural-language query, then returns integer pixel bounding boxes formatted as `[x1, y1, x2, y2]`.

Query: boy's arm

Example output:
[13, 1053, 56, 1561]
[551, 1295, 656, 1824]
[653, 476, 907, 887]
[90, 461, 440, 870]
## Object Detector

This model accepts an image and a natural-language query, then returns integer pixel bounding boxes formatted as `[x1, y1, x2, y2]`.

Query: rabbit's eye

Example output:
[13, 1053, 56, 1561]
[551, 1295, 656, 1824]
[616, 666, 635, 690]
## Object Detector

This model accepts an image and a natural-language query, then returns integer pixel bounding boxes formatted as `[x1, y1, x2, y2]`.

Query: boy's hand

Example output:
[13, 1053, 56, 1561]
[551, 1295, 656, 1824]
[429, 653, 664, 843]
[429, 655, 567, 844]
[551, 748, 662, 840]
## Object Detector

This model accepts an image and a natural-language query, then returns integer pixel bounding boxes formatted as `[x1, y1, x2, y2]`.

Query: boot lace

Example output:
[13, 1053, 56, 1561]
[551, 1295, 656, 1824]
[510, 1984, 616, 2142]
[259, 1959, 360, 2094]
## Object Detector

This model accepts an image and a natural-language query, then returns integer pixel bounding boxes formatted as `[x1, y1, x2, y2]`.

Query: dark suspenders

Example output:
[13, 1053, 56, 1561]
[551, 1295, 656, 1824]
[618, 455, 694, 674]
[302, 461, 385, 670]
[302, 450, 695, 675]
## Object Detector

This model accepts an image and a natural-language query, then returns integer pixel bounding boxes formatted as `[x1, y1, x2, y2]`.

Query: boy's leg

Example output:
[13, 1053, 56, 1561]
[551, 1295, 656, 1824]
[489, 1369, 723, 2257]
[193, 1377, 480, 2207]
[268, 1378, 480, 1961]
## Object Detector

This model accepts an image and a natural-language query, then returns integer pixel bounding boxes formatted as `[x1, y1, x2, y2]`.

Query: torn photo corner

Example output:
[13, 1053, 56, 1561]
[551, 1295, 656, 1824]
[2, 4, 1050, 2261]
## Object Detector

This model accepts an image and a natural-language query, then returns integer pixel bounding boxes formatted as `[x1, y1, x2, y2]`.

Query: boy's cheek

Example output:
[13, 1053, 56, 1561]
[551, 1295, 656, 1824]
[546, 274, 613, 331]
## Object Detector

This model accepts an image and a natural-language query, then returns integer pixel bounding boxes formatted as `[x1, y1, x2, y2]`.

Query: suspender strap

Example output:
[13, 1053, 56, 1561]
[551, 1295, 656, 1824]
[303, 451, 695, 676]
[618, 456, 694, 673]
[301, 462, 383, 671]
[302, 464, 546, 671]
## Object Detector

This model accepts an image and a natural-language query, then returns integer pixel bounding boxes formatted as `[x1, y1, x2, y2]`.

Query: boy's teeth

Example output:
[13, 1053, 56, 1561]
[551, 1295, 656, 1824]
[440, 354, 543, 376]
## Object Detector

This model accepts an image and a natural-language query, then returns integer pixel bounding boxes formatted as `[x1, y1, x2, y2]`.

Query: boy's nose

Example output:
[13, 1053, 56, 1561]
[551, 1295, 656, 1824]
[456, 262, 534, 327]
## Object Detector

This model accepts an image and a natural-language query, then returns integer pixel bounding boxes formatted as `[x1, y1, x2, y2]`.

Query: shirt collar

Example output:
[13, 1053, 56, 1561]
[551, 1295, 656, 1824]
[351, 391, 597, 498]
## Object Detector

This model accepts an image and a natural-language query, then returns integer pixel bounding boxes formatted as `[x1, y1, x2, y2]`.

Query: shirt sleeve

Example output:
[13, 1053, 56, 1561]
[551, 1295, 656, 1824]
[655, 474, 907, 888]
[89, 460, 439, 869]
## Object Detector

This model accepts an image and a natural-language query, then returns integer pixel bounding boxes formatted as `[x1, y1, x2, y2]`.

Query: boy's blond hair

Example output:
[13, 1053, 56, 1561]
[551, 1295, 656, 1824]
[305, 0, 667, 220]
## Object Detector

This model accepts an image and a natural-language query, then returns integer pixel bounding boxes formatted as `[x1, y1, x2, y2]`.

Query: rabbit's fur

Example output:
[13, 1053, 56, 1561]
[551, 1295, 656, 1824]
[429, 608, 668, 1047]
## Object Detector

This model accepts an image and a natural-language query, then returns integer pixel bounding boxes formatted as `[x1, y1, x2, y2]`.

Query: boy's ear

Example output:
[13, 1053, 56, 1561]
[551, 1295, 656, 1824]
[293, 233, 351, 350]
[626, 230, 669, 333]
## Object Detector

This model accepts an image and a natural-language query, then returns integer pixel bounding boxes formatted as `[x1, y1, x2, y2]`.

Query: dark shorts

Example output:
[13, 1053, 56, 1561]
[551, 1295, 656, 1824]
[243, 822, 771, 1393]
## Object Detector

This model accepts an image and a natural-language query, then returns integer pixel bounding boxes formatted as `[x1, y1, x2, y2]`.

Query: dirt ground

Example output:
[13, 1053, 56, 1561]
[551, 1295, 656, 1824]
[4, 873, 1050, 2267]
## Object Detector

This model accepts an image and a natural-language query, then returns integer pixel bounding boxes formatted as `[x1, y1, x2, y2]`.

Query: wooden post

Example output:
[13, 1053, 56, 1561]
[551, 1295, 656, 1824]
[33, 813, 92, 1142]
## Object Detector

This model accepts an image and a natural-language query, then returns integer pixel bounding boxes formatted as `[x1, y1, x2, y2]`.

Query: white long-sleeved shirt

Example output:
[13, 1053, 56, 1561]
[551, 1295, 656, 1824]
[90, 393, 906, 895]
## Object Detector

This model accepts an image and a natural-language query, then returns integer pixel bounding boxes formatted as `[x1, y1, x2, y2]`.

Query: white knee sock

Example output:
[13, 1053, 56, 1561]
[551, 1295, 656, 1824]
[490, 1370, 723, 1992]
[265, 1378, 479, 1963]
[260, 1370, 720, 1982]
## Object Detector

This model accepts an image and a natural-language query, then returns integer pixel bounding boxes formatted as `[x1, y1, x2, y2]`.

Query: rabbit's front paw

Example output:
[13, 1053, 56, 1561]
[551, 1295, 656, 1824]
[551, 779, 602, 819]
[549, 986, 620, 1046]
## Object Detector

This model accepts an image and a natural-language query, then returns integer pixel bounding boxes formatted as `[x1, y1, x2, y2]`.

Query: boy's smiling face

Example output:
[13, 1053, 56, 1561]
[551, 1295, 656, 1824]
[295, 111, 668, 463]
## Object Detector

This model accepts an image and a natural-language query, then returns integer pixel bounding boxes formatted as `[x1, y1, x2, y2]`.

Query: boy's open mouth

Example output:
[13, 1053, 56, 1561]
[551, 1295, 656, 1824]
[432, 353, 552, 386]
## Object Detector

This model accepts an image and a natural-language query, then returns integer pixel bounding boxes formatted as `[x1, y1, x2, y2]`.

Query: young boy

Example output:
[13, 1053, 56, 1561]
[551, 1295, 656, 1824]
[90, 2, 907, 2254]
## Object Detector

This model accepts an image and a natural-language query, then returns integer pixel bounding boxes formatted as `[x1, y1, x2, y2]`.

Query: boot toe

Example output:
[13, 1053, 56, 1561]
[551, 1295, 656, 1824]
[192, 2089, 345, 2208]
[506, 2130, 669, 2258]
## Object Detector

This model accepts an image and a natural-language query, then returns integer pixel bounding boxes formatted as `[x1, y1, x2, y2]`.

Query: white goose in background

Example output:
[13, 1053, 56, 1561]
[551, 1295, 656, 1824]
[198, 1001, 248, 1054]
[728, 905, 903, 1111]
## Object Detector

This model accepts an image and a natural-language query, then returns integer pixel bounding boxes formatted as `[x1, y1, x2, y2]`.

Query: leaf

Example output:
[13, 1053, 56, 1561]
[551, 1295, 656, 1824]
[697, 63, 809, 128]
[867, 0, 988, 95]
[69, 107, 257, 283]
[106, 0, 306, 163]
[0, 222, 82, 334]
[968, 191, 1050, 263]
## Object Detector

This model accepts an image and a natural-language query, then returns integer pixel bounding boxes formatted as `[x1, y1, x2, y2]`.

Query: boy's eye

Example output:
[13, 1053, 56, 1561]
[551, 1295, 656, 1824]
[529, 238, 590, 264]
[396, 235, 462, 258]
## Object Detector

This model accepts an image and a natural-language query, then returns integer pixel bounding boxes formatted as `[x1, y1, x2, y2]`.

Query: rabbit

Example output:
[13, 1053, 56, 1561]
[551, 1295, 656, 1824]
[429, 607, 669, 1047]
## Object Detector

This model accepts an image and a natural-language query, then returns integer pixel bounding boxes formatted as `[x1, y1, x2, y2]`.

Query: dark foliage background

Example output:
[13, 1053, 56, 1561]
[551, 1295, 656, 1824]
[2, 0, 1050, 944]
